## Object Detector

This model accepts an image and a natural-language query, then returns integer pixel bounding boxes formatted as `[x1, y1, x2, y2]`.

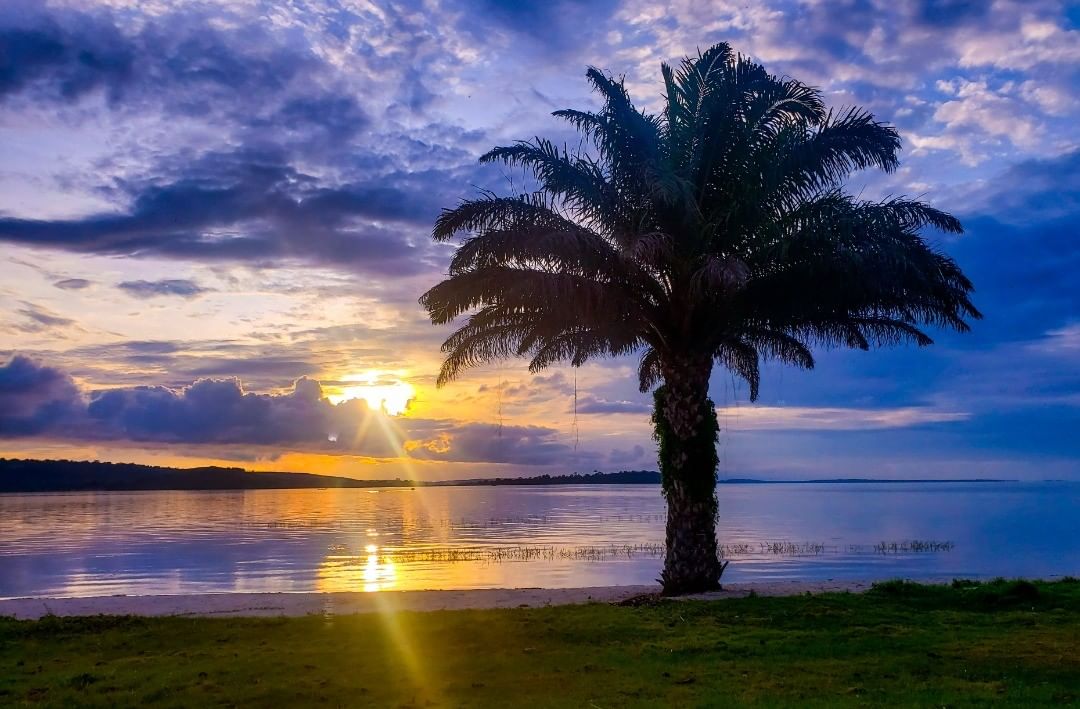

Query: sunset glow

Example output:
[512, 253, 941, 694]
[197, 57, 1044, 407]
[0, 0, 1076, 483]
[327, 374, 417, 416]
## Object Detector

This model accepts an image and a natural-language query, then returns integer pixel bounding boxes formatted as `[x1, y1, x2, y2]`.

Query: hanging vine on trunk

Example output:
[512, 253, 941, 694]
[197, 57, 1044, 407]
[652, 377, 727, 594]
[652, 385, 719, 504]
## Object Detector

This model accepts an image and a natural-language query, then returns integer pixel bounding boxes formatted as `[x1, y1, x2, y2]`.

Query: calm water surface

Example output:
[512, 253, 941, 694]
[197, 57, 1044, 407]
[1, 483, 1077, 598]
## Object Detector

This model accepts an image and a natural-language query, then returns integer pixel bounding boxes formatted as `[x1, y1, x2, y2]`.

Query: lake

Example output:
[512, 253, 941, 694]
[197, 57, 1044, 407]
[1, 482, 1077, 599]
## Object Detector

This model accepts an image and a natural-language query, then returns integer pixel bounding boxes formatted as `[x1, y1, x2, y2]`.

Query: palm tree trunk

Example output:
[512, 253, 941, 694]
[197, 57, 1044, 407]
[654, 355, 724, 595]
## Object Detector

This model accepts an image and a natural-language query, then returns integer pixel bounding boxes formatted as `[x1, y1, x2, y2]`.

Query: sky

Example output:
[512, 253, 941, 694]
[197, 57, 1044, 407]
[1, 0, 1078, 481]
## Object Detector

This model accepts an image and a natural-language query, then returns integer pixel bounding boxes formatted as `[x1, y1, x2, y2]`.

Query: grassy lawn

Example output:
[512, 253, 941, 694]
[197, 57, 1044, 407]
[2, 579, 1078, 707]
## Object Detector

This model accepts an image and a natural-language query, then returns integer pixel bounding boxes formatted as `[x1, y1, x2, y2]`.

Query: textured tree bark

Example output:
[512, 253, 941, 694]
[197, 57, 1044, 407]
[654, 355, 725, 595]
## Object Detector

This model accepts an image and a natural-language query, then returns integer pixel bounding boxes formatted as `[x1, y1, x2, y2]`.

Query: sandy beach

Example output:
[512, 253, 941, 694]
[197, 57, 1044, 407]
[0, 579, 927, 620]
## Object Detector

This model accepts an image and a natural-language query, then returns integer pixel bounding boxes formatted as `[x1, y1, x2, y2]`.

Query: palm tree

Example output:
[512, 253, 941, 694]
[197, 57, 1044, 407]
[420, 43, 979, 595]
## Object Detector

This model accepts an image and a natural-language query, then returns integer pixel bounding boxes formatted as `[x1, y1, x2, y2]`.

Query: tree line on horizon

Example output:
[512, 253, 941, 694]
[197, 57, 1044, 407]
[0, 458, 663, 492]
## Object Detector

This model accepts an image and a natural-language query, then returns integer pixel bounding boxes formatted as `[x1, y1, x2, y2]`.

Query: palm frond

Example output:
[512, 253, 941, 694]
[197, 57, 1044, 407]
[433, 192, 559, 242]
[740, 329, 815, 369]
[715, 338, 761, 401]
[423, 42, 977, 396]
[767, 108, 902, 206]
[637, 347, 664, 392]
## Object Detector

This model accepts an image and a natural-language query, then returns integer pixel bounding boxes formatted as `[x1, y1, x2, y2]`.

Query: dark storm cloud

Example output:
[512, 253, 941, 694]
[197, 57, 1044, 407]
[117, 279, 210, 299]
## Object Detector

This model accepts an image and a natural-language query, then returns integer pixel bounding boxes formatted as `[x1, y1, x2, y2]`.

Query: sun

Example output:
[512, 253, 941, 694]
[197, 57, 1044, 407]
[326, 372, 416, 415]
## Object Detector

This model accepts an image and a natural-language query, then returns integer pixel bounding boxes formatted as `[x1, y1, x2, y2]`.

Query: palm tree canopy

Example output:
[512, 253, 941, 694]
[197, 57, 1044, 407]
[420, 43, 980, 399]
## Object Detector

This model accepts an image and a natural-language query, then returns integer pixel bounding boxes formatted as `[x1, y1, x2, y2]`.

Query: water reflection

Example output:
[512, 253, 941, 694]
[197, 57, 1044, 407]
[0, 483, 1077, 598]
[318, 545, 398, 593]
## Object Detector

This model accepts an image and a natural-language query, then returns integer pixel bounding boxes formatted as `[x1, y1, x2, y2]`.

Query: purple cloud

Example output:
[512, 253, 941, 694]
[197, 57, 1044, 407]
[53, 278, 91, 290]
[117, 279, 210, 299]
[0, 356, 84, 435]
[576, 396, 652, 415]
[0, 357, 596, 467]
[14, 302, 78, 334]
[406, 421, 587, 466]
[0, 151, 456, 275]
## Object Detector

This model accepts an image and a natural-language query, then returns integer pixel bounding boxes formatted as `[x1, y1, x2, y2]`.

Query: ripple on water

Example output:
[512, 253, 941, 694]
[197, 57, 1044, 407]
[1, 483, 1077, 598]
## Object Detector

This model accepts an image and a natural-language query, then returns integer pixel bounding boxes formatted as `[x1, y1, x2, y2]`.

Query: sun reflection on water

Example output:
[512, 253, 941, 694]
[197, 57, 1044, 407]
[319, 545, 398, 593]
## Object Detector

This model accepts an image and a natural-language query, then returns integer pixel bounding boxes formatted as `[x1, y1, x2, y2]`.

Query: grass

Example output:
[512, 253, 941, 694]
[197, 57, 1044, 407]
[2, 578, 1078, 707]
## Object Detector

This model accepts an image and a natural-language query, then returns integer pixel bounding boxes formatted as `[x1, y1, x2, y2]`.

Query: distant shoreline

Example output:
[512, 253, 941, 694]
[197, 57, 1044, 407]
[0, 458, 1022, 493]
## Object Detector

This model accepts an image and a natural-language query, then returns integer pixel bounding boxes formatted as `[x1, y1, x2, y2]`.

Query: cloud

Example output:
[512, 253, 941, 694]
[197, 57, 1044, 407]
[0, 356, 591, 467]
[910, 0, 988, 27]
[0, 356, 405, 455]
[0, 5, 342, 126]
[938, 151, 1080, 343]
[576, 396, 652, 414]
[0, 150, 458, 275]
[53, 278, 91, 290]
[954, 12, 1080, 71]
[84, 376, 393, 450]
[609, 444, 646, 465]
[479, 372, 576, 406]
[182, 358, 316, 381]
[0, 356, 83, 435]
[406, 421, 586, 466]
[0, 5, 487, 275]
[610, 0, 1078, 164]
[457, 0, 619, 51]
[928, 79, 1042, 159]
[959, 149, 1080, 225]
[0, 15, 133, 103]
[9, 326, 431, 392]
[13, 302, 78, 334]
[710, 141, 1080, 449]
[717, 405, 970, 431]
[1032, 323, 1080, 355]
[1018, 79, 1077, 116]
[116, 279, 210, 299]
